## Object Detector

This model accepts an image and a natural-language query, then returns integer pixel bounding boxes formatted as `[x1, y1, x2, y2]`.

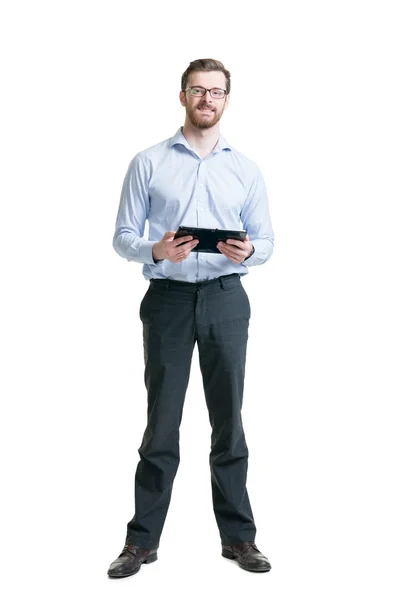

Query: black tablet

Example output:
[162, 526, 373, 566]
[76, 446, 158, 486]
[174, 226, 247, 254]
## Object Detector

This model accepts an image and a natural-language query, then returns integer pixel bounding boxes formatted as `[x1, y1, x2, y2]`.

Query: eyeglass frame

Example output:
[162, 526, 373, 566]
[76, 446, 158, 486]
[184, 86, 227, 99]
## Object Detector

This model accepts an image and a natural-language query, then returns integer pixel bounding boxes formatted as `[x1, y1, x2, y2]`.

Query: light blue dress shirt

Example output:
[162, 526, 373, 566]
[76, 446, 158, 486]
[112, 127, 274, 282]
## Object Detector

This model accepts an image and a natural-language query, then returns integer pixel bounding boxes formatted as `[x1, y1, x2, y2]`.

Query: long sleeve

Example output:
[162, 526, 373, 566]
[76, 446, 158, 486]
[112, 154, 158, 264]
[240, 163, 274, 267]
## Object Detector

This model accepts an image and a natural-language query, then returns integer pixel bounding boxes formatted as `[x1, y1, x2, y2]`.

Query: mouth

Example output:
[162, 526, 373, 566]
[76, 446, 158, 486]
[198, 107, 214, 113]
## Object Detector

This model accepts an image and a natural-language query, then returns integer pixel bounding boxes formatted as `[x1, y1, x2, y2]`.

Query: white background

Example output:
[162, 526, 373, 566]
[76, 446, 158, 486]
[1, 1, 399, 598]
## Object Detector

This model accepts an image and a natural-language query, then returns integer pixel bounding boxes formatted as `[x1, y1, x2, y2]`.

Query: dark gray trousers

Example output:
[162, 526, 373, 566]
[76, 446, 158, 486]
[125, 273, 256, 548]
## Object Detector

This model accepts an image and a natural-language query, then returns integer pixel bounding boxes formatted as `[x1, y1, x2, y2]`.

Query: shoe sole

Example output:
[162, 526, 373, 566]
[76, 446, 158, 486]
[108, 551, 158, 578]
[221, 548, 271, 572]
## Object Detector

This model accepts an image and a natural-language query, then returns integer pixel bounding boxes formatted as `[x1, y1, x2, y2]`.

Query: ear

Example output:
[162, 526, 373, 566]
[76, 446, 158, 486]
[224, 94, 230, 110]
[179, 91, 186, 107]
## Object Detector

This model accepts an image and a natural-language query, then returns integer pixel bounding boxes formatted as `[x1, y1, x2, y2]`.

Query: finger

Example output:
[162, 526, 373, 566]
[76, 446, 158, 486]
[218, 245, 233, 258]
[173, 235, 195, 247]
[218, 242, 241, 254]
[218, 246, 241, 263]
[177, 239, 199, 251]
[176, 241, 198, 260]
[220, 245, 246, 260]
[225, 238, 246, 248]
[173, 236, 193, 245]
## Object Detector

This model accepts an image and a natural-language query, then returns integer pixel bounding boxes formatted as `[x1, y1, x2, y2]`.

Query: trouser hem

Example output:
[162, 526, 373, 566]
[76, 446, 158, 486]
[125, 536, 160, 550]
[220, 533, 256, 546]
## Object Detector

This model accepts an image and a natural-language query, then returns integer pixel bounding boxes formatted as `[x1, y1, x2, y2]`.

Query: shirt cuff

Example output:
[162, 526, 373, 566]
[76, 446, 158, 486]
[140, 240, 163, 265]
[243, 244, 255, 262]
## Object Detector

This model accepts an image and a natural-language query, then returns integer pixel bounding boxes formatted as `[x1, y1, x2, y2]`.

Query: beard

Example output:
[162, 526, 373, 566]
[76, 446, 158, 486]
[185, 102, 223, 129]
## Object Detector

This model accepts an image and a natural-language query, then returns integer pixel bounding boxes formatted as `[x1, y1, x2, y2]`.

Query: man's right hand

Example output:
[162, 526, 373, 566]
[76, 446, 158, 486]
[152, 231, 199, 263]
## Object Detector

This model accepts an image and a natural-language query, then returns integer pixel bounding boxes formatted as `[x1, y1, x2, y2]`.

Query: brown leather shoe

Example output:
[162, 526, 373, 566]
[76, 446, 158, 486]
[107, 544, 158, 578]
[222, 541, 271, 572]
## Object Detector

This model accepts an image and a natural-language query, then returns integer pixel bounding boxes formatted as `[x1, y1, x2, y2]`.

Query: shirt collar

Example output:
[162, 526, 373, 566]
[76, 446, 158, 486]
[169, 127, 232, 154]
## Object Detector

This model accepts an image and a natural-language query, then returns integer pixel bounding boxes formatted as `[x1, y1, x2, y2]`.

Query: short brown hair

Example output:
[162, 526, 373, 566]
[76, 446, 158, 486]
[181, 58, 231, 95]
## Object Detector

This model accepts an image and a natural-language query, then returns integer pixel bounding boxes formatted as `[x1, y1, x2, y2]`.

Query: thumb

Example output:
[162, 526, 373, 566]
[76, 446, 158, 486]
[164, 230, 176, 240]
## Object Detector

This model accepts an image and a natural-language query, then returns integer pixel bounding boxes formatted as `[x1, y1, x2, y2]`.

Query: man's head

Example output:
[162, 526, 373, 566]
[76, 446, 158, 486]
[179, 58, 231, 130]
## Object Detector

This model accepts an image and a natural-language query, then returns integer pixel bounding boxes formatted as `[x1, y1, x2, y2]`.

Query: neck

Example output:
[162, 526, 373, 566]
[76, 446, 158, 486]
[182, 121, 220, 157]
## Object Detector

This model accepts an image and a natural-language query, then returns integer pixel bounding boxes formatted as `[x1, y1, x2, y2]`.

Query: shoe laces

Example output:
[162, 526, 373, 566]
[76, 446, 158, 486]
[237, 541, 259, 555]
[119, 544, 139, 557]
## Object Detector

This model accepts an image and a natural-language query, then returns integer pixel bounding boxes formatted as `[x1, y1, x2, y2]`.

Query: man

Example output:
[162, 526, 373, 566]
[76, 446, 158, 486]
[108, 58, 274, 577]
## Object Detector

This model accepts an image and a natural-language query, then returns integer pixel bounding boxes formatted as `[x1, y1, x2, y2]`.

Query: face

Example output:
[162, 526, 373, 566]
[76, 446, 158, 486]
[179, 70, 230, 129]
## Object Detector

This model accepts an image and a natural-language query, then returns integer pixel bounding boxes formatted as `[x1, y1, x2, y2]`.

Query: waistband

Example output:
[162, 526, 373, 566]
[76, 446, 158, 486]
[149, 273, 240, 291]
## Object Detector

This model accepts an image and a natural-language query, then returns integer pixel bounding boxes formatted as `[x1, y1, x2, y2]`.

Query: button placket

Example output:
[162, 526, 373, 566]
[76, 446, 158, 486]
[197, 163, 207, 220]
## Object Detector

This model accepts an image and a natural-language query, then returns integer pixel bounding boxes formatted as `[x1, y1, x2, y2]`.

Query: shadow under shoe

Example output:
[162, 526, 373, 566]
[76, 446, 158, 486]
[108, 544, 158, 578]
[222, 542, 271, 572]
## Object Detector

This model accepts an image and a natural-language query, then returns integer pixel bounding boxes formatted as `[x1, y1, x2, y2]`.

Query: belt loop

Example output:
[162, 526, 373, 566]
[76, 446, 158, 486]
[166, 279, 170, 290]
[219, 276, 224, 290]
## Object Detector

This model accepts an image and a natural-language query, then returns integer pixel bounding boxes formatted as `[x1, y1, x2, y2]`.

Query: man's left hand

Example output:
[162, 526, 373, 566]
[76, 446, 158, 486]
[217, 234, 253, 264]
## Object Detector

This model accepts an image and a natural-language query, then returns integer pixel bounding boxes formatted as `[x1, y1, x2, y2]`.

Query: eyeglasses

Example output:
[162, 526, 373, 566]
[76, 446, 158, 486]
[184, 86, 227, 99]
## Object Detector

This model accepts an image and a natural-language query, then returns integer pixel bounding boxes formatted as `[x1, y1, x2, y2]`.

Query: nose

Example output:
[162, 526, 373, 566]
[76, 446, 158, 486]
[204, 89, 213, 101]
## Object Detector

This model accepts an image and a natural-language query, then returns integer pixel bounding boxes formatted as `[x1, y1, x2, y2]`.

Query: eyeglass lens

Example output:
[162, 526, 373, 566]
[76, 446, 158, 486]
[190, 87, 225, 98]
